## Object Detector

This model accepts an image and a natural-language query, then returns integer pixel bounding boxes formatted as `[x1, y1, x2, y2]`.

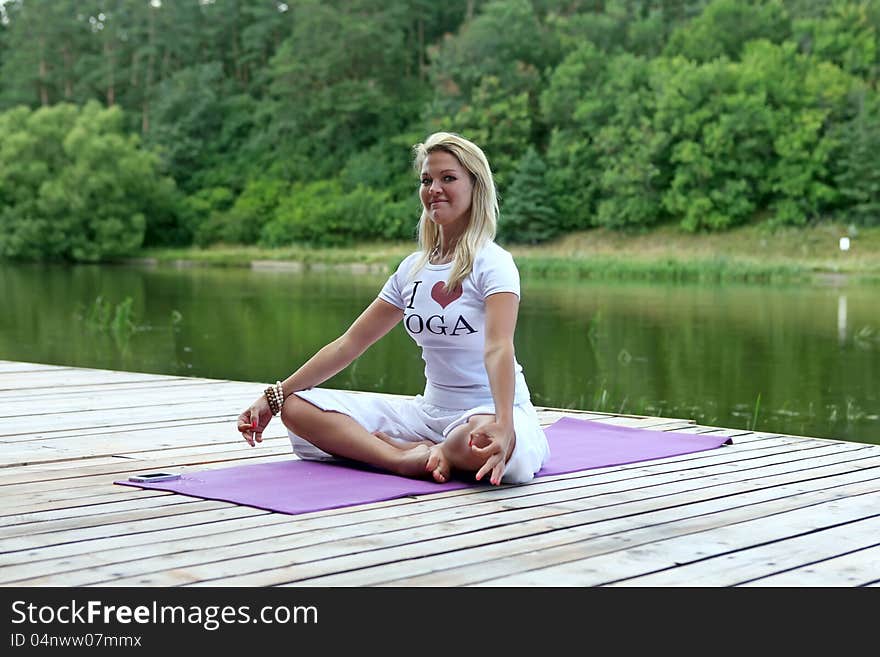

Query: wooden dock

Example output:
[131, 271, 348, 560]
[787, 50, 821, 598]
[2, 360, 879, 587]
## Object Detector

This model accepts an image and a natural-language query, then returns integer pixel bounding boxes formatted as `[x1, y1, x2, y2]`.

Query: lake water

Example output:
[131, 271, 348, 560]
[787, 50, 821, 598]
[1, 262, 877, 445]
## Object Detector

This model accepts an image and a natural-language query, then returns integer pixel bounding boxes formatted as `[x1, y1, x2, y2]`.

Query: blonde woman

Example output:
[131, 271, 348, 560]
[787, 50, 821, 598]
[237, 132, 549, 485]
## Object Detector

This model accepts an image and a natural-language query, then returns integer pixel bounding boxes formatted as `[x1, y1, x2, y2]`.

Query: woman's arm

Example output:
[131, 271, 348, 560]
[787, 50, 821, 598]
[238, 298, 403, 444]
[469, 291, 520, 484]
[280, 298, 403, 396]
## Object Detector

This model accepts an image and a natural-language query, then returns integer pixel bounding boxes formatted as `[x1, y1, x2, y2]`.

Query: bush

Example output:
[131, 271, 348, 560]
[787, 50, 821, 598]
[656, 41, 856, 230]
[0, 102, 179, 261]
[181, 187, 236, 247]
[211, 179, 289, 245]
[260, 180, 420, 247]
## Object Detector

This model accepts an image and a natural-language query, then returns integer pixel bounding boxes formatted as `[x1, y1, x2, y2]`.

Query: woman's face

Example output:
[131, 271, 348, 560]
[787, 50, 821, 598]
[419, 150, 474, 232]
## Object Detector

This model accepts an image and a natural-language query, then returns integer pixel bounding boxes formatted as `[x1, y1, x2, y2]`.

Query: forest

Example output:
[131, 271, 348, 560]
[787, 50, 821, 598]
[0, 0, 878, 262]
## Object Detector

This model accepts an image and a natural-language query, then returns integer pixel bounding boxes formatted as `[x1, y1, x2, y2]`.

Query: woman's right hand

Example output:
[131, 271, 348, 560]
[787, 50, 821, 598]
[237, 394, 272, 446]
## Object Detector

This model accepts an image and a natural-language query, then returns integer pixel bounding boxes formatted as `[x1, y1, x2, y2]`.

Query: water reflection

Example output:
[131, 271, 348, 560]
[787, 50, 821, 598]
[0, 262, 877, 445]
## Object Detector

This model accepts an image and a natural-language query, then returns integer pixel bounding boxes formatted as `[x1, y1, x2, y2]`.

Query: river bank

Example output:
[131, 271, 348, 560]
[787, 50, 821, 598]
[131, 222, 880, 284]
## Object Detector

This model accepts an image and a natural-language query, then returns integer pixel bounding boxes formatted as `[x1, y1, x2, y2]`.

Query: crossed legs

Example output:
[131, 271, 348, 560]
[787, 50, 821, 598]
[281, 394, 500, 483]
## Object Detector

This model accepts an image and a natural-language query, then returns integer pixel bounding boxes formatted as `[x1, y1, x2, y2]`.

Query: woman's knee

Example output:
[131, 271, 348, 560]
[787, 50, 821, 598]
[280, 394, 316, 434]
[443, 414, 495, 470]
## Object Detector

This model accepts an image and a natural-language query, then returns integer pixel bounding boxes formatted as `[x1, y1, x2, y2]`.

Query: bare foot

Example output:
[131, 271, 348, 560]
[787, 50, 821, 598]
[395, 443, 432, 478]
[425, 444, 451, 483]
[391, 442, 452, 483]
[373, 431, 450, 482]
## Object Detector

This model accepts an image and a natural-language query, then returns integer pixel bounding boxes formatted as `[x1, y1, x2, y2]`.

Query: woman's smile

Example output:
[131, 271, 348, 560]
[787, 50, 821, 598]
[420, 150, 473, 229]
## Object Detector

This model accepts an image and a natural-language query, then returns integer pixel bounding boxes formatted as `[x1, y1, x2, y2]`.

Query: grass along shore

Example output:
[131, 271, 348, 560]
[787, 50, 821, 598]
[134, 222, 880, 284]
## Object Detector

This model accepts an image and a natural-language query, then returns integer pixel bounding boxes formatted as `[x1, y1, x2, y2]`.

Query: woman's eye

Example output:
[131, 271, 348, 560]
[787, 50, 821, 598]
[421, 175, 456, 186]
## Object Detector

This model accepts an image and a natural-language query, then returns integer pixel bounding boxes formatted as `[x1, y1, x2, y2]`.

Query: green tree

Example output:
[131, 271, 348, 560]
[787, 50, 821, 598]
[182, 186, 236, 247]
[144, 63, 228, 194]
[831, 89, 880, 225]
[593, 54, 667, 228]
[265, 0, 423, 180]
[541, 41, 609, 230]
[209, 178, 289, 245]
[656, 41, 856, 231]
[0, 102, 177, 261]
[544, 0, 682, 58]
[425, 0, 555, 166]
[431, 75, 534, 188]
[656, 56, 774, 231]
[542, 46, 668, 230]
[262, 180, 344, 247]
[793, 0, 879, 82]
[240, 0, 295, 93]
[498, 147, 560, 243]
[428, 0, 551, 104]
[664, 0, 791, 62]
[0, 0, 90, 109]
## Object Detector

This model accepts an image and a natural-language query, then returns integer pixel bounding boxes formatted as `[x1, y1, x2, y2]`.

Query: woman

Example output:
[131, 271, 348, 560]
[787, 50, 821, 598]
[237, 132, 549, 485]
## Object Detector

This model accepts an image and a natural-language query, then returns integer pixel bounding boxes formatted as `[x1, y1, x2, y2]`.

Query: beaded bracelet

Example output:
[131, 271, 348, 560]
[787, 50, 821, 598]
[264, 380, 285, 416]
[264, 386, 278, 415]
[275, 380, 284, 411]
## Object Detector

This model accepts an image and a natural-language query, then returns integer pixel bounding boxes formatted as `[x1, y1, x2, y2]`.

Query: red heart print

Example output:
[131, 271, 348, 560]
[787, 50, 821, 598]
[430, 281, 462, 308]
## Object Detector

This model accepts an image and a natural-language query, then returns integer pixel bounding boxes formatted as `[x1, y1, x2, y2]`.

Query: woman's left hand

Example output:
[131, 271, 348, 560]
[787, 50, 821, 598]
[468, 422, 515, 486]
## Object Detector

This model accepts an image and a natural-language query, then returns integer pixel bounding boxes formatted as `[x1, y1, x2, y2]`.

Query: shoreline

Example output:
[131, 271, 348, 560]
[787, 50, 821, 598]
[122, 221, 880, 284]
[116, 252, 876, 285]
[9, 223, 876, 285]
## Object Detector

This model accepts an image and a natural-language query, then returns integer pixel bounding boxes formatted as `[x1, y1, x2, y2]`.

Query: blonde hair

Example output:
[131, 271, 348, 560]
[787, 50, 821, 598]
[410, 132, 498, 292]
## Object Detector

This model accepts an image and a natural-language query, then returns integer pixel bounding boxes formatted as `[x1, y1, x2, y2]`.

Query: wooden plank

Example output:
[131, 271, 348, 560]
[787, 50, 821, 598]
[534, 404, 692, 424]
[0, 440, 868, 584]
[5, 489, 180, 516]
[25, 450, 878, 587]
[1, 360, 874, 588]
[0, 362, 68, 374]
[2, 435, 861, 544]
[0, 497, 254, 540]
[0, 514, 297, 581]
[481, 489, 880, 587]
[608, 514, 880, 586]
[738, 543, 880, 587]
[0, 381, 259, 417]
[0, 444, 293, 486]
[0, 437, 293, 489]
[0, 377, 230, 402]
[0, 439, 839, 579]
[1, 488, 247, 527]
[1, 399, 246, 438]
[367, 473, 880, 588]
[1, 455, 294, 515]
[0, 415, 680, 456]
[215, 467, 880, 587]
[3, 438, 854, 549]
[0, 411, 743, 479]
[0, 503, 267, 555]
[0, 368, 185, 390]
[0, 417, 258, 462]
[1, 419, 269, 466]
[1, 432, 847, 518]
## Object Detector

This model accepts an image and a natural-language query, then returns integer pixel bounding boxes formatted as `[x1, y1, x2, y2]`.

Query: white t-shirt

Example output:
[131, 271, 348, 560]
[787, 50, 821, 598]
[378, 241, 531, 409]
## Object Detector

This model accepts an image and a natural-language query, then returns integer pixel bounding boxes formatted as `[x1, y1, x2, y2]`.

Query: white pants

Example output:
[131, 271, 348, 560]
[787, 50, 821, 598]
[287, 388, 550, 484]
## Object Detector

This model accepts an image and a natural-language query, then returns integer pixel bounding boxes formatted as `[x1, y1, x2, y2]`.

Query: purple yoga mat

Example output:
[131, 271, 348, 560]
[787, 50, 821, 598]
[116, 417, 731, 515]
